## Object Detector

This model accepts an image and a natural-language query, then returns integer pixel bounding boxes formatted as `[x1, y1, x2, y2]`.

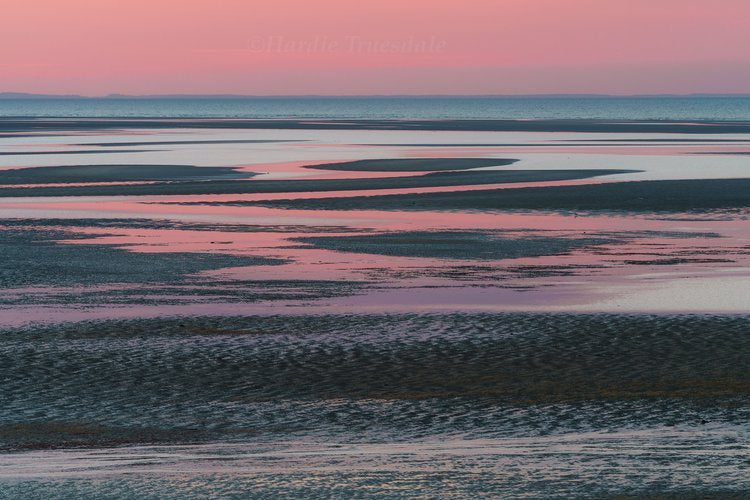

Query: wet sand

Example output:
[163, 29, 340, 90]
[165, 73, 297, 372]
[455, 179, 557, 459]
[2, 313, 748, 451]
[0, 164, 256, 184]
[2, 434, 748, 499]
[293, 230, 616, 260]
[302, 158, 516, 171]
[0, 149, 159, 156]
[249, 178, 750, 213]
[0, 221, 377, 307]
[82, 139, 306, 147]
[0, 225, 283, 289]
[0, 168, 629, 197]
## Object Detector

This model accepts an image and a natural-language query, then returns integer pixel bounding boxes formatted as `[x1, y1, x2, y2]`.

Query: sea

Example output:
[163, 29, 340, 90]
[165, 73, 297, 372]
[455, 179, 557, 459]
[1, 95, 750, 120]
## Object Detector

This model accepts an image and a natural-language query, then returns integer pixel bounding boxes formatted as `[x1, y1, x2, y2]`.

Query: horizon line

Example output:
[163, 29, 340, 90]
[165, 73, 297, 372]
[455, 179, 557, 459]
[3, 92, 750, 99]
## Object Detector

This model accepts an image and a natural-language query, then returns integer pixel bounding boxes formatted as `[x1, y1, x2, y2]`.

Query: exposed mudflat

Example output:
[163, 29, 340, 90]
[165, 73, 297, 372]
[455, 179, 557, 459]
[0, 225, 282, 289]
[1, 313, 748, 451]
[293, 230, 617, 260]
[248, 178, 750, 214]
[0, 168, 628, 197]
[0, 164, 255, 184]
[303, 158, 516, 171]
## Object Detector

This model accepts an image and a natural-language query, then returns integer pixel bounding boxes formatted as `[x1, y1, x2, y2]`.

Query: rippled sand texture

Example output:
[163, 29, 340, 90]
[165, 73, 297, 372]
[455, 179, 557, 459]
[1, 314, 749, 497]
[2, 429, 749, 499]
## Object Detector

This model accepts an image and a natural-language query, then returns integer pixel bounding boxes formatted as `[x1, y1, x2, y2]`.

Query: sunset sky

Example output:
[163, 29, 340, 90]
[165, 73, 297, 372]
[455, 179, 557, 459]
[3, 0, 750, 96]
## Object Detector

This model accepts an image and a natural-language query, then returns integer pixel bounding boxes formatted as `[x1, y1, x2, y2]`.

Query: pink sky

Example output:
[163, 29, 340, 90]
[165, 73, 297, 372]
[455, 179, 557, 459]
[2, 0, 750, 95]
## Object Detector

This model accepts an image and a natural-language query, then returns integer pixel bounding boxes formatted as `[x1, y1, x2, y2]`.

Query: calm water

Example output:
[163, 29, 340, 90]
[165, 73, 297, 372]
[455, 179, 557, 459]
[1, 95, 750, 120]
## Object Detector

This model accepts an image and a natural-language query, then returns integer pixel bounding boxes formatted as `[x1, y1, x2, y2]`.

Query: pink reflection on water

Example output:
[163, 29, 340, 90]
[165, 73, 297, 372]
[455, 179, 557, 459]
[3, 128, 750, 325]
[35, 207, 748, 297]
[3, 206, 749, 328]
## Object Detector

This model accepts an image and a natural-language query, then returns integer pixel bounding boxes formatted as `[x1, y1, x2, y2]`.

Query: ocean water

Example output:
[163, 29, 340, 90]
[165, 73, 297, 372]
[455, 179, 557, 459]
[1, 95, 750, 120]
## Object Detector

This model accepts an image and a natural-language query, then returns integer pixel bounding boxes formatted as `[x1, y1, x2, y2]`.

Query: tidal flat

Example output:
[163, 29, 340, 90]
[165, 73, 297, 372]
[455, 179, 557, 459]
[1, 120, 749, 497]
[242, 177, 750, 214]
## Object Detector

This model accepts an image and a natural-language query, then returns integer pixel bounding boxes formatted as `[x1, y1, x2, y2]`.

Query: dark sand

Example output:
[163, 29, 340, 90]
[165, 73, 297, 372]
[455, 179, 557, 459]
[304, 158, 516, 171]
[0, 149, 158, 156]
[247, 178, 750, 213]
[0, 226, 283, 289]
[690, 152, 750, 155]
[357, 139, 750, 146]
[4, 117, 750, 133]
[2, 313, 749, 450]
[567, 138, 750, 142]
[0, 221, 366, 306]
[0, 168, 631, 197]
[0, 218, 371, 233]
[0, 164, 256, 184]
[80, 139, 306, 147]
[5, 475, 748, 500]
[293, 230, 616, 260]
